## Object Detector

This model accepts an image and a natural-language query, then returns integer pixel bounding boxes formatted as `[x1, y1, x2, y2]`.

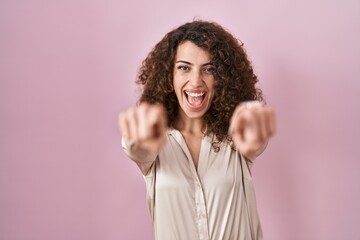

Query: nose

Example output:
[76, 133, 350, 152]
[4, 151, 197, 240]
[189, 69, 203, 87]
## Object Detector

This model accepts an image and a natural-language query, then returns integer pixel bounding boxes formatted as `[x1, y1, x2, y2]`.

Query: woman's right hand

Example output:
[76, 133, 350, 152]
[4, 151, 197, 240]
[118, 102, 168, 154]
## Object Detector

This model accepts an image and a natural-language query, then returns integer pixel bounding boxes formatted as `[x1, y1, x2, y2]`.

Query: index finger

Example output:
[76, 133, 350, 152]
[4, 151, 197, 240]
[147, 104, 167, 138]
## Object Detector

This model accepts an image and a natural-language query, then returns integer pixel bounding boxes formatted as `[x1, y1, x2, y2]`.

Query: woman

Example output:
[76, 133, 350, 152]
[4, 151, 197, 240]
[119, 20, 276, 240]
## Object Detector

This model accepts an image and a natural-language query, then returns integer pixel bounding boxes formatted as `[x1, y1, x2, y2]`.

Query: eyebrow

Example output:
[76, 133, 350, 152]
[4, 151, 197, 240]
[175, 60, 213, 66]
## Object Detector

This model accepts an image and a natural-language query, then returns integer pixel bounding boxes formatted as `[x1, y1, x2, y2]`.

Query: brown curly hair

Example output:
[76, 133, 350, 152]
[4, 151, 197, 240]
[136, 20, 263, 151]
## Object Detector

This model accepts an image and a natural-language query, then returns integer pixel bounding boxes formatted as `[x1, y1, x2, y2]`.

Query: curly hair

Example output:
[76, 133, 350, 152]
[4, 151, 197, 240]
[136, 20, 263, 151]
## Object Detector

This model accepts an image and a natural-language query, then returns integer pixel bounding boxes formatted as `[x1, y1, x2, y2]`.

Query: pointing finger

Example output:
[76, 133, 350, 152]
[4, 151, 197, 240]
[127, 108, 138, 141]
[119, 112, 129, 139]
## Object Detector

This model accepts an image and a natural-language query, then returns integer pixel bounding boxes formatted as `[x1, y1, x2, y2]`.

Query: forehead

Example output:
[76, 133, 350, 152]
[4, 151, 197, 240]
[175, 40, 211, 62]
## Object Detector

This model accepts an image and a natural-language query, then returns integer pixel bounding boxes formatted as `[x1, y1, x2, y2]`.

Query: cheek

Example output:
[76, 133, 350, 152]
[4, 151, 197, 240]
[173, 76, 184, 93]
[207, 79, 216, 93]
[208, 82, 217, 102]
[172, 80, 179, 93]
[172, 83, 182, 101]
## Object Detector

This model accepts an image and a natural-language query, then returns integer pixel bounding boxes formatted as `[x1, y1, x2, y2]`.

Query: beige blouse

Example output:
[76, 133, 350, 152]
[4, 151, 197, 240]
[122, 128, 263, 240]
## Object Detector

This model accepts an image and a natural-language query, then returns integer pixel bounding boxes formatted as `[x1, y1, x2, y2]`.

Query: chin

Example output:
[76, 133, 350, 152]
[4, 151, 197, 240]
[182, 104, 210, 119]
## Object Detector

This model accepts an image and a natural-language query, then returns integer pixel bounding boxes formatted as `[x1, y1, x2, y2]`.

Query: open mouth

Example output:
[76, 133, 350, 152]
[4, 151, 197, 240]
[184, 90, 206, 109]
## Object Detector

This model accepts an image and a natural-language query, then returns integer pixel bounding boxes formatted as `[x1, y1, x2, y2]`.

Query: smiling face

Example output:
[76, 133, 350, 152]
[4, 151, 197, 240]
[173, 41, 216, 121]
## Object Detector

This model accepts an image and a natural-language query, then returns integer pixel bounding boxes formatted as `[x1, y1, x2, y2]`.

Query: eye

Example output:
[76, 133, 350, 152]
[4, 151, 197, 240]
[203, 66, 216, 74]
[177, 65, 190, 71]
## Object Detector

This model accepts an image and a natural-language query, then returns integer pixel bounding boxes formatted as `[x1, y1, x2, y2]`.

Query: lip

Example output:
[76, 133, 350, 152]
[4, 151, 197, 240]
[183, 90, 207, 110]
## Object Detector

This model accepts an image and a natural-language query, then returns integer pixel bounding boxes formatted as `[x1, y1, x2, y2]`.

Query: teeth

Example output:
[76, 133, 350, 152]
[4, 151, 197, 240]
[185, 91, 205, 97]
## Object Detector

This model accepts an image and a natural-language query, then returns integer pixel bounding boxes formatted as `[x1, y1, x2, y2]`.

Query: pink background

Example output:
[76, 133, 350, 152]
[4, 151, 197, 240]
[1, 0, 359, 239]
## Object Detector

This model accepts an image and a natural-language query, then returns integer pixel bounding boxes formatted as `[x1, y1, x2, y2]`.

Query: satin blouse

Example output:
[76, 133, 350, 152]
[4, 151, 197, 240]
[122, 128, 263, 240]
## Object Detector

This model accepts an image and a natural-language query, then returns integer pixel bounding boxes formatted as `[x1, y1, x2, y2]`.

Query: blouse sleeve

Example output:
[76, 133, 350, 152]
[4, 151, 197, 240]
[121, 137, 157, 176]
[242, 140, 268, 173]
[246, 140, 268, 162]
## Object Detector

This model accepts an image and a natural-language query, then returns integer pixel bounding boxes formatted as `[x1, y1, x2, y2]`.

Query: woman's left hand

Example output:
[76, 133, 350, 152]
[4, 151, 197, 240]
[229, 101, 276, 159]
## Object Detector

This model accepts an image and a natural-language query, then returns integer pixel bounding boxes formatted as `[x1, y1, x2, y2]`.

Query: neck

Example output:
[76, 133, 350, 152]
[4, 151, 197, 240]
[174, 112, 206, 136]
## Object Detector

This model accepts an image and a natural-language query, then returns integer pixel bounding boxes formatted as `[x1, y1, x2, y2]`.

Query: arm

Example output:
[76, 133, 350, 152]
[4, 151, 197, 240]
[119, 103, 167, 175]
[229, 101, 276, 161]
[121, 137, 157, 175]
